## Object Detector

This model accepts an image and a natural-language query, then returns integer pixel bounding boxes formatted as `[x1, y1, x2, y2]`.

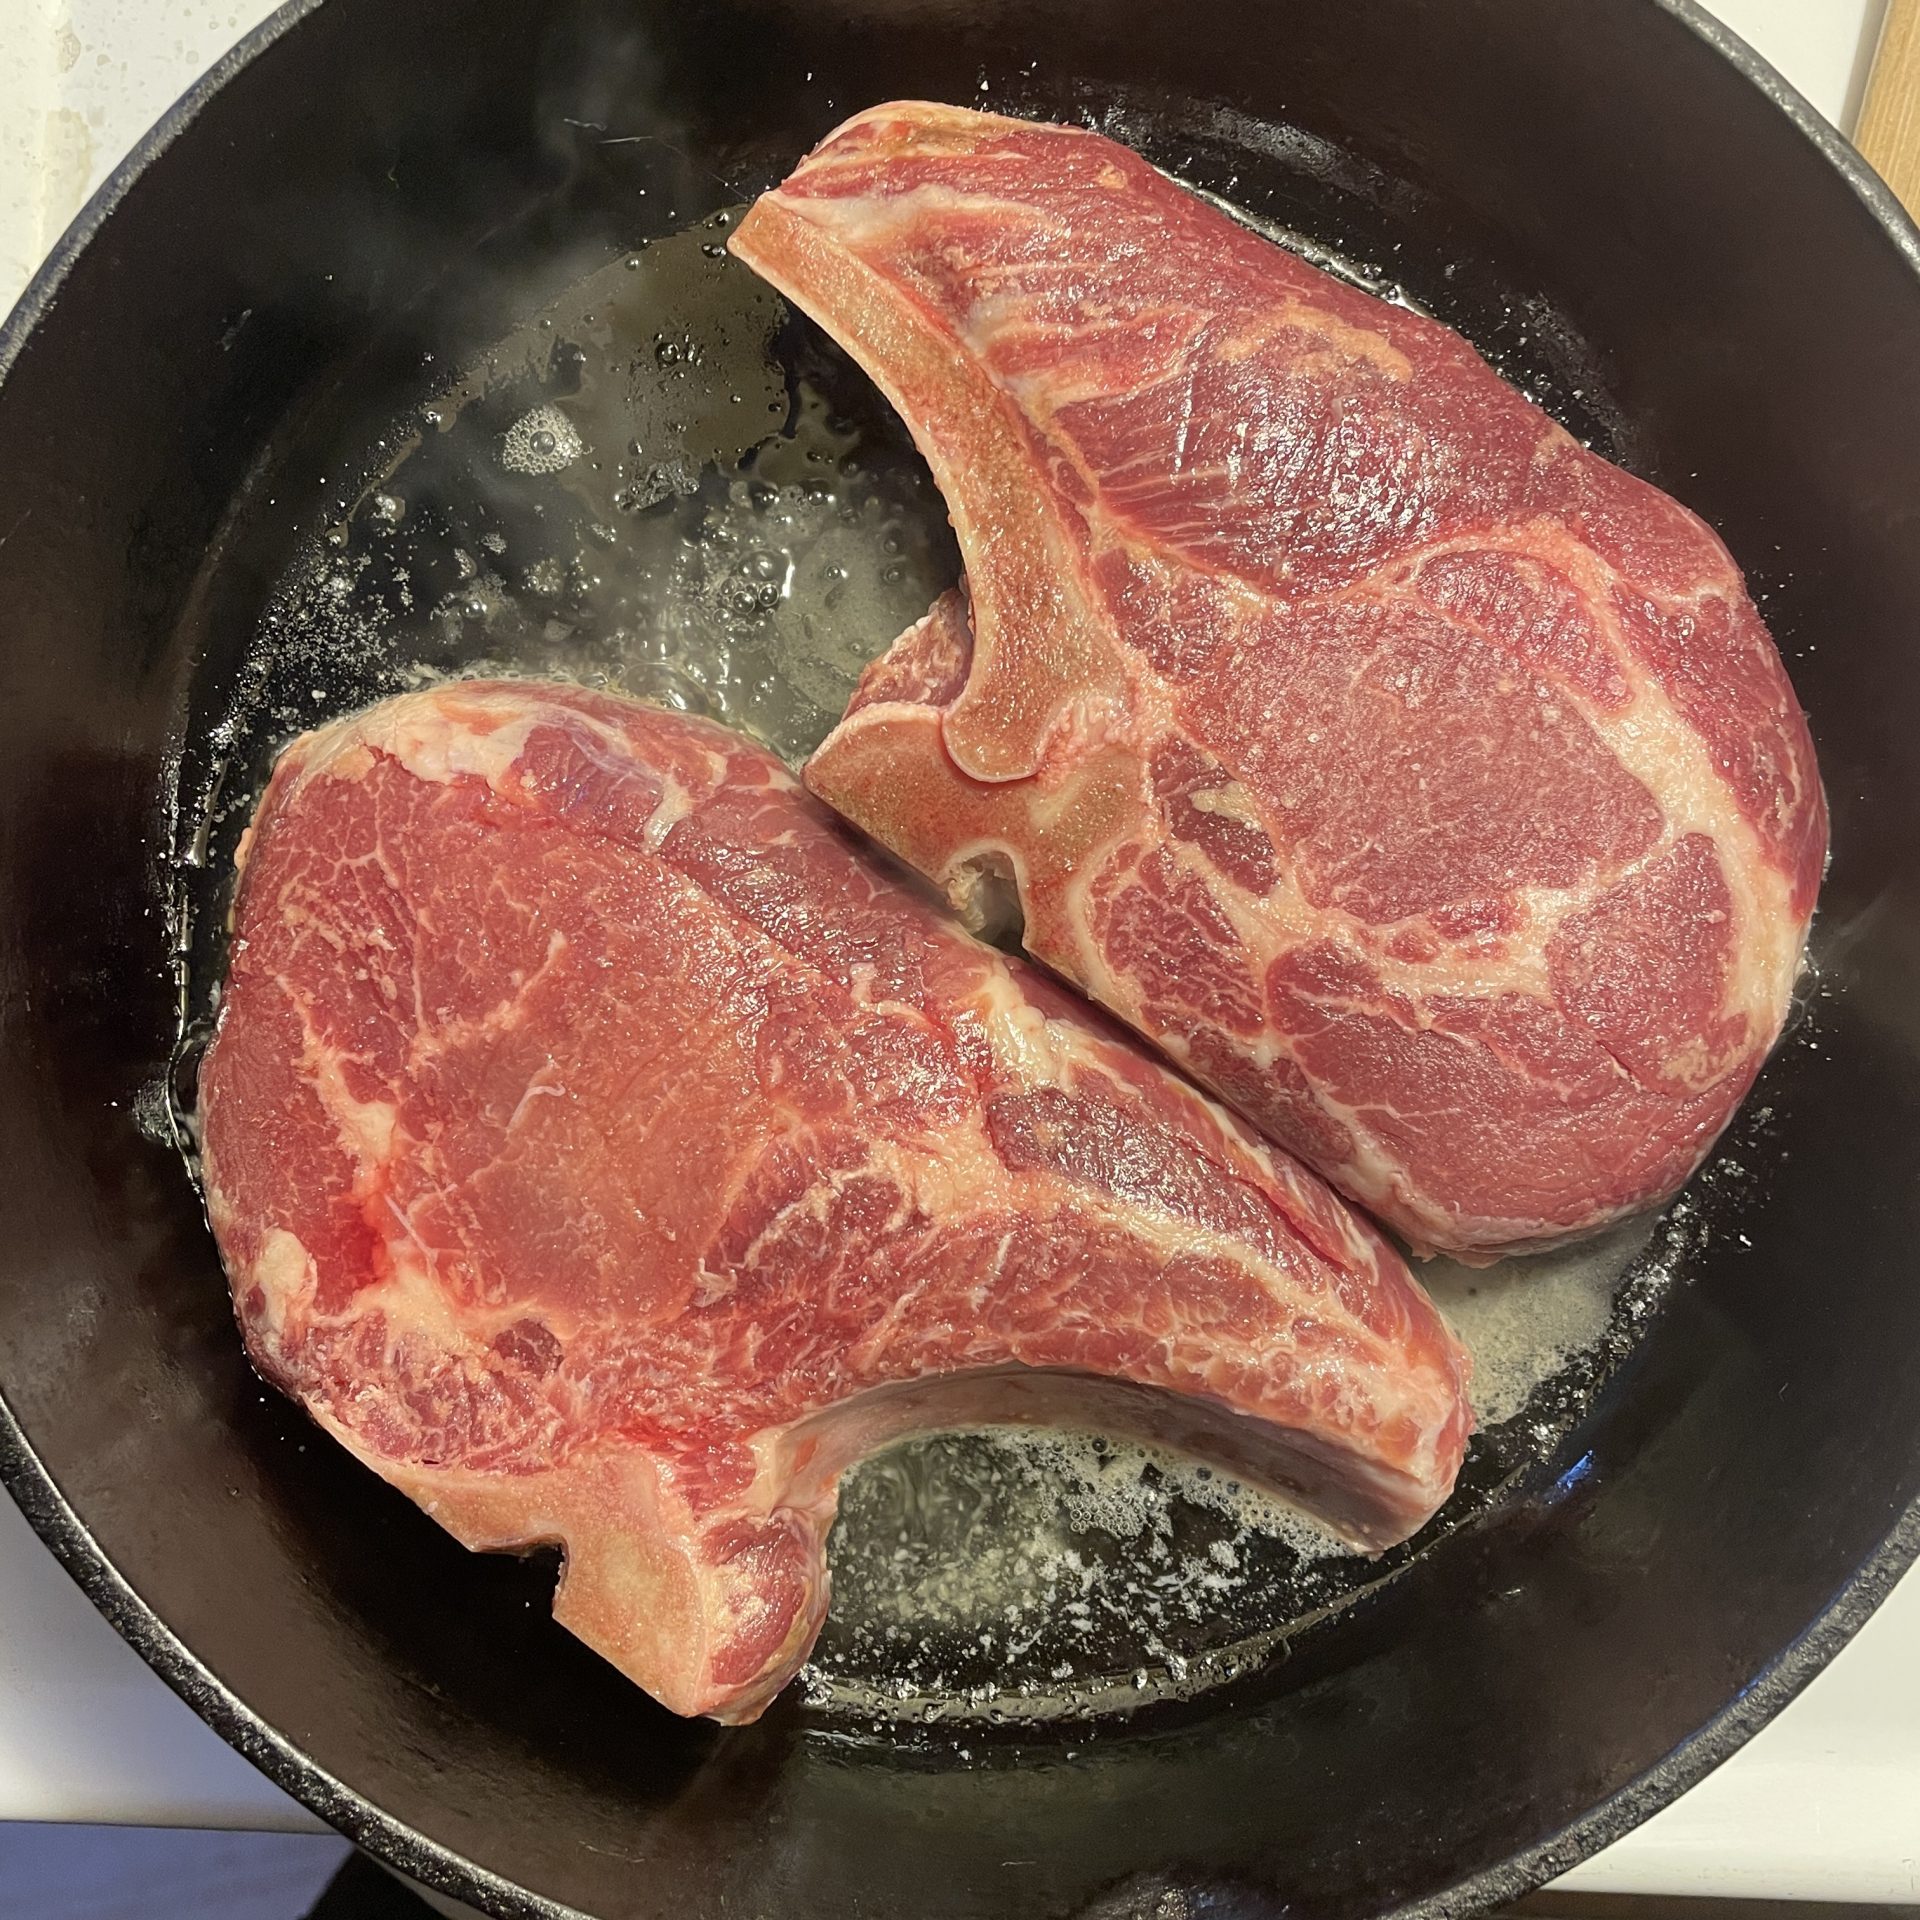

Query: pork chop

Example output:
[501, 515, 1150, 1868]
[198, 681, 1470, 1722]
[732, 102, 1829, 1260]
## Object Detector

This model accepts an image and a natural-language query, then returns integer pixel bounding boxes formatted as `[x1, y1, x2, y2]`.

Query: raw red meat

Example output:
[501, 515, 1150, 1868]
[734, 103, 1829, 1260]
[198, 681, 1470, 1723]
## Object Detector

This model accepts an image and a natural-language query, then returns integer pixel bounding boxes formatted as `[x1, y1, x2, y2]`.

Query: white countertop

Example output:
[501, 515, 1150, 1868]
[2, 0, 1916, 1904]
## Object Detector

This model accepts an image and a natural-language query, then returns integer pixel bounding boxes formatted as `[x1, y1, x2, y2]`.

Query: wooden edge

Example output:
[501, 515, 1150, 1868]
[1858, 0, 1920, 216]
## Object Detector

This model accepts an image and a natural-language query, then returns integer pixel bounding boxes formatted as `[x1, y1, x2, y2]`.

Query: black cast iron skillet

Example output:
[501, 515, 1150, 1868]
[3, 2, 1919, 1915]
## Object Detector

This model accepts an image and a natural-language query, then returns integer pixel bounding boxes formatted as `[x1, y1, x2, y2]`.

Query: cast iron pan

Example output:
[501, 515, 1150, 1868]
[3, 2, 1919, 1916]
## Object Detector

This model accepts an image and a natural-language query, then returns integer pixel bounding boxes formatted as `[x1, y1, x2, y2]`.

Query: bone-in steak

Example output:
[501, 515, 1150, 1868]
[734, 103, 1829, 1260]
[199, 682, 1470, 1722]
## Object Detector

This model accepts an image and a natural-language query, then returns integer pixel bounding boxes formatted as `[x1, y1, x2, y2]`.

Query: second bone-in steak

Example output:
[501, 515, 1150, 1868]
[734, 102, 1829, 1260]
[198, 682, 1470, 1723]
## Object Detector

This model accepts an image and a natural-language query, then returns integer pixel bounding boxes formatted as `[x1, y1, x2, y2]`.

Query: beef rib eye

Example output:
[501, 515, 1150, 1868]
[199, 681, 1471, 1722]
[733, 102, 1829, 1260]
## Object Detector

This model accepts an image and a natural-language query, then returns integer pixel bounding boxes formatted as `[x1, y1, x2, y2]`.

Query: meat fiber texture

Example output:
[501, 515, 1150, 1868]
[198, 682, 1470, 1722]
[734, 102, 1829, 1261]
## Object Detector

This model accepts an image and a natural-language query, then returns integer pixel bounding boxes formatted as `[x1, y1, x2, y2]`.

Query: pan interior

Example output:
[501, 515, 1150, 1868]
[158, 103, 1804, 1737]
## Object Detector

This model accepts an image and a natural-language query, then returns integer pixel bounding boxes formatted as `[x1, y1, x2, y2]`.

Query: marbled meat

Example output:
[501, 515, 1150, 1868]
[199, 682, 1471, 1722]
[734, 102, 1829, 1260]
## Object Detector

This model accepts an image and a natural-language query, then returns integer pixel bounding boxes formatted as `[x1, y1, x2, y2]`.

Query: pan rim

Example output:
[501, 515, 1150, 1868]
[1, 1, 1916, 1915]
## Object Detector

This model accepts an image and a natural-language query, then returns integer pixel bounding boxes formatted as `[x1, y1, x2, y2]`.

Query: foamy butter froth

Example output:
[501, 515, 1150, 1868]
[1423, 1213, 1660, 1427]
[805, 1425, 1352, 1724]
[809, 1216, 1664, 1726]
